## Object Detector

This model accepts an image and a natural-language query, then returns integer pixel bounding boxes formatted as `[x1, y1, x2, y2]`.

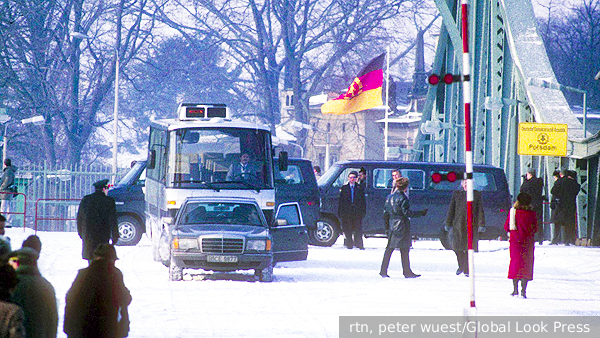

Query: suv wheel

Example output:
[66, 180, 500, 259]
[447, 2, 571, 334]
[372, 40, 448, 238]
[169, 255, 183, 281]
[116, 215, 143, 246]
[310, 216, 339, 247]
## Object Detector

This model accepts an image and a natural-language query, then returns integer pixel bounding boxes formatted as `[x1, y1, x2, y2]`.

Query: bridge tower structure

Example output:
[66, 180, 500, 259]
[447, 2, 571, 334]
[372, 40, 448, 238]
[413, 0, 600, 244]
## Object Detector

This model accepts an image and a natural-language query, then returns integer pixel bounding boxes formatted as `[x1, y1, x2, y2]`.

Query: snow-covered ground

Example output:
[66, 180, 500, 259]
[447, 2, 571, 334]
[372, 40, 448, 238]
[4, 227, 600, 337]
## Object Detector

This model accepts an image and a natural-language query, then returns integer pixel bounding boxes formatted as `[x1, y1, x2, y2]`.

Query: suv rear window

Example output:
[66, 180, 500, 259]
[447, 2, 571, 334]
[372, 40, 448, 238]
[428, 171, 498, 191]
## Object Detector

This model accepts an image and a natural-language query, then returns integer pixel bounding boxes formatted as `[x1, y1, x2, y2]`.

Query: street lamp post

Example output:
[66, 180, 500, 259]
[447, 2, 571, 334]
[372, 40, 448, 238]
[112, 50, 120, 182]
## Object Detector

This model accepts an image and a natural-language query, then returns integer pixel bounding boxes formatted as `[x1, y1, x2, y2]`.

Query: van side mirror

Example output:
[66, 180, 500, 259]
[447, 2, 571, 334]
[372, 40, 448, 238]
[162, 216, 173, 225]
[148, 149, 156, 169]
[278, 151, 288, 171]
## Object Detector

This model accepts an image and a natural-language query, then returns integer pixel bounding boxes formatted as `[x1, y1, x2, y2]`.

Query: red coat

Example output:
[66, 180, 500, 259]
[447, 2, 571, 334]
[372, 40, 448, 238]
[504, 209, 538, 280]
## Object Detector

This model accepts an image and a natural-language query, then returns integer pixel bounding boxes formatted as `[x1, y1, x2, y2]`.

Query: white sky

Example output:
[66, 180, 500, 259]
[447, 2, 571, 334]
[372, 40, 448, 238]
[4, 227, 599, 337]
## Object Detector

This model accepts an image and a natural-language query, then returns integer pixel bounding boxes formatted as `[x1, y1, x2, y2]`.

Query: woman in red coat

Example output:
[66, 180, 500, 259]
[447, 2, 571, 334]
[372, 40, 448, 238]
[504, 192, 538, 298]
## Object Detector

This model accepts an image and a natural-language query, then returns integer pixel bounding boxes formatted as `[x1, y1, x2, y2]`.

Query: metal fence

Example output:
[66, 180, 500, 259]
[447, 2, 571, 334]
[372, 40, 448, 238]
[7, 163, 128, 232]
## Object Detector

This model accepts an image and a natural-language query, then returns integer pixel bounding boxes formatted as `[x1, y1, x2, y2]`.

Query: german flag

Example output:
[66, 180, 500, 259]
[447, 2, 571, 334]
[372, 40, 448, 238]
[321, 53, 385, 115]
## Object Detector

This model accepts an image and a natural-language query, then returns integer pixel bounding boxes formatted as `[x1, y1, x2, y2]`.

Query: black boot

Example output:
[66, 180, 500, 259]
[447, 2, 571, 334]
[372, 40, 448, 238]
[510, 279, 519, 296]
[521, 279, 528, 298]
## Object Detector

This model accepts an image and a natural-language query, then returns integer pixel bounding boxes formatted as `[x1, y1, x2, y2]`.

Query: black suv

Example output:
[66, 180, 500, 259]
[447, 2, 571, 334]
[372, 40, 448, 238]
[274, 157, 321, 245]
[317, 160, 512, 248]
[107, 161, 146, 246]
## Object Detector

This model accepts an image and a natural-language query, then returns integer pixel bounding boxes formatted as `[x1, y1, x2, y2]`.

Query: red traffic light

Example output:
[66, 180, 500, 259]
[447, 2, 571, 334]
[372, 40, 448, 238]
[428, 74, 440, 85]
[427, 73, 461, 85]
[431, 172, 443, 183]
[431, 171, 460, 183]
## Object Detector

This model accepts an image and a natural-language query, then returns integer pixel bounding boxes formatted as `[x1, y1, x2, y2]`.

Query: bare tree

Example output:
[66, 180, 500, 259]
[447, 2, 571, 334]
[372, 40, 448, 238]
[539, 0, 600, 108]
[0, 0, 156, 165]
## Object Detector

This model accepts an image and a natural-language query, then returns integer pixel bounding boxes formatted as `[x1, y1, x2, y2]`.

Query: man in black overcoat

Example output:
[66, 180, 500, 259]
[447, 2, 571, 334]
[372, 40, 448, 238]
[550, 169, 580, 245]
[77, 179, 119, 260]
[519, 168, 544, 243]
[445, 180, 485, 276]
[64, 244, 131, 338]
[338, 171, 366, 249]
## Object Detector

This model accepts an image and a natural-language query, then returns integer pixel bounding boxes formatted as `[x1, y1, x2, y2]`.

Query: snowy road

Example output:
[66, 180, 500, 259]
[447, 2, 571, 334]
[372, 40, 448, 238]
[5, 227, 600, 337]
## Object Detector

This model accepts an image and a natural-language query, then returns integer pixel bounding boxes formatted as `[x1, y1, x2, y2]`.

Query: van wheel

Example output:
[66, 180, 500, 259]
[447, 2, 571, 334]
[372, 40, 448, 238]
[159, 232, 171, 267]
[169, 255, 183, 281]
[116, 215, 143, 246]
[440, 228, 453, 250]
[310, 216, 339, 247]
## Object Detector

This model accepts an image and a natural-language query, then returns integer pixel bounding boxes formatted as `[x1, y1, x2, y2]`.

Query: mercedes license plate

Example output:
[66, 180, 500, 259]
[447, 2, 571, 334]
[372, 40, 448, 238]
[207, 255, 238, 263]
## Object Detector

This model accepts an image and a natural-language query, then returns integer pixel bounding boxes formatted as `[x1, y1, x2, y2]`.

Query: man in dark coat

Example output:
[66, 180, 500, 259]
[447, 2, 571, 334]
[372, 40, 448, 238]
[550, 169, 580, 245]
[77, 179, 119, 260]
[445, 180, 485, 276]
[338, 171, 366, 249]
[519, 168, 544, 244]
[64, 244, 131, 338]
[379, 177, 427, 278]
[8, 247, 58, 338]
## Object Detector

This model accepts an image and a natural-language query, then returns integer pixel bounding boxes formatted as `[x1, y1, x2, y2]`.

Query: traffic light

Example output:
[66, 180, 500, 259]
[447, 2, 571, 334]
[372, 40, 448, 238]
[427, 73, 463, 85]
[431, 171, 462, 183]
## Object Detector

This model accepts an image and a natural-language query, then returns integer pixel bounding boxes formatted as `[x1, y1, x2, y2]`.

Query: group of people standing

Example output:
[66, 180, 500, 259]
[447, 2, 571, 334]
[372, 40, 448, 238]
[337, 165, 580, 299]
[0, 178, 130, 338]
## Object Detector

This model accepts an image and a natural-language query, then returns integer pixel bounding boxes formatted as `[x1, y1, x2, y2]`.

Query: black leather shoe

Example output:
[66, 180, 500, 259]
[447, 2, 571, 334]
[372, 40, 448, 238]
[357, 247, 365, 250]
[456, 268, 463, 275]
[510, 291, 518, 296]
[521, 291, 527, 299]
[404, 273, 421, 278]
[379, 273, 390, 278]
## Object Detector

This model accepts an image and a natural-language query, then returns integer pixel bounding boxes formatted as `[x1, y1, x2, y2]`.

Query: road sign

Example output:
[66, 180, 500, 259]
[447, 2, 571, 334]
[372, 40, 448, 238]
[518, 122, 568, 156]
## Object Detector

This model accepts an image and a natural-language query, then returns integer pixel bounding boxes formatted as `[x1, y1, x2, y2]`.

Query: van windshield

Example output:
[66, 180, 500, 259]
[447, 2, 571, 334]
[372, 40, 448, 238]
[169, 128, 273, 190]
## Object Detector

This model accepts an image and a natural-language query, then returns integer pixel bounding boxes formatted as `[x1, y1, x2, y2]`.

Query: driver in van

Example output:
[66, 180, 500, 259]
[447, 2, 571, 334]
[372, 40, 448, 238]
[226, 153, 260, 181]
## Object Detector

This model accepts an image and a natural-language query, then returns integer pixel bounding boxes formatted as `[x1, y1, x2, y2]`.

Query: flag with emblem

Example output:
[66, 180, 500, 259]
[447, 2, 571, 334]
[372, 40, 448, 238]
[321, 53, 385, 115]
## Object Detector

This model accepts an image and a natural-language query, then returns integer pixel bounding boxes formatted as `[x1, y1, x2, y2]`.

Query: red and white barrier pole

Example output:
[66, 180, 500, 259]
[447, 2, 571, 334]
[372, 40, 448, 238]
[460, 0, 476, 314]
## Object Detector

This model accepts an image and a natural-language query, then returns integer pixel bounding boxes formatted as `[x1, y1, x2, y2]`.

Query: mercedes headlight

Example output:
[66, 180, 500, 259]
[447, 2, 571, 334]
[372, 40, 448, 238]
[246, 239, 271, 251]
[173, 238, 199, 250]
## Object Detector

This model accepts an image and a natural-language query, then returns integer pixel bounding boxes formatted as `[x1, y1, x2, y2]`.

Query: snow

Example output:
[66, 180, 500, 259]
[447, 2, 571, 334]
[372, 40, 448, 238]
[4, 227, 600, 337]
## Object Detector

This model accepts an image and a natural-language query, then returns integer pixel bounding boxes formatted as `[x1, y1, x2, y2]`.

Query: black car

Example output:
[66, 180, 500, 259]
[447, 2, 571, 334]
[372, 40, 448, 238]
[274, 157, 321, 245]
[160, 197, 308, 282]
[317, 160, 512, 248]
[107, 160, 146, 246]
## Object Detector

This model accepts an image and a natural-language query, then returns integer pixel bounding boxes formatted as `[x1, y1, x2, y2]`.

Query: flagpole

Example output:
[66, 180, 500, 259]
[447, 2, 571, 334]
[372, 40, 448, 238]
[384, 47, 390, 160]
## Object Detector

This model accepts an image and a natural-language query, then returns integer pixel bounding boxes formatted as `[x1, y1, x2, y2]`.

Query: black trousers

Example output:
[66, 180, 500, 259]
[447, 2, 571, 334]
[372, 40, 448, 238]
[380, 247, 412, 276]
[454, 250, 468, 274]
[342, 216, 363, 249]
[555, 222, 577, 245]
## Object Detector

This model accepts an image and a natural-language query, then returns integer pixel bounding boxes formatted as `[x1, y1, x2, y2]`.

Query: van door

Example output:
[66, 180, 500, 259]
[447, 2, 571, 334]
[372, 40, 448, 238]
[271, 202, 308, 263]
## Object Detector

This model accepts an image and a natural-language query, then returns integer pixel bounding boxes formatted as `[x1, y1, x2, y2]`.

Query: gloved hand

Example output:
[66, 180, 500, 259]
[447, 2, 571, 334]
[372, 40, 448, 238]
[478, 226, 486, 233]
